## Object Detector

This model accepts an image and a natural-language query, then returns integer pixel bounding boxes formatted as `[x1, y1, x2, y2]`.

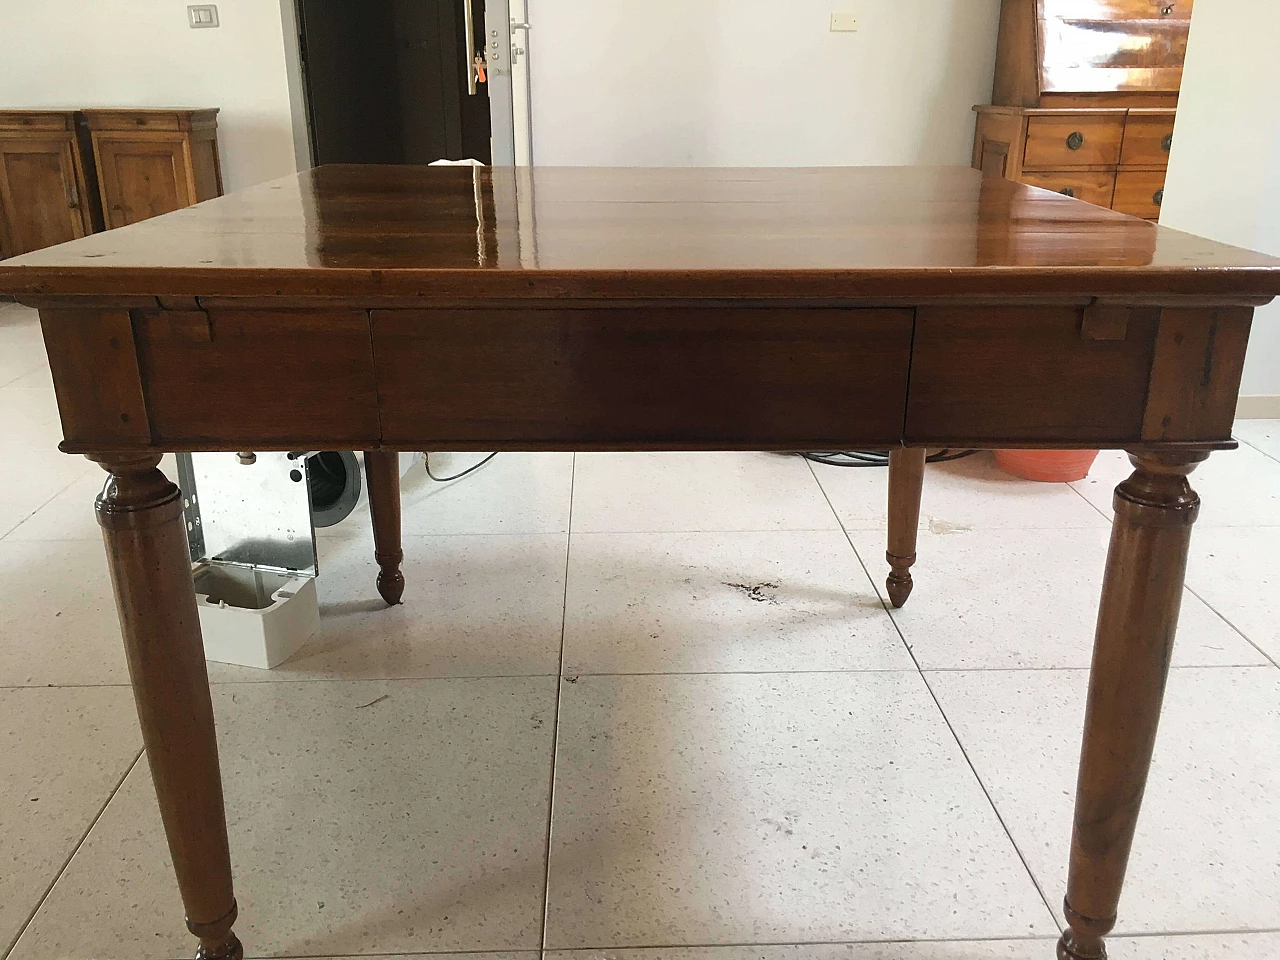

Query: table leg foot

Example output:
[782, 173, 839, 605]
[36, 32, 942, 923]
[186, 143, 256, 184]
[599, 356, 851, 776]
[1060, 450, 1207, 960]
[364, 451, 405, 605]
[92, 453, 242, 960]
[886, 448, 926, 608]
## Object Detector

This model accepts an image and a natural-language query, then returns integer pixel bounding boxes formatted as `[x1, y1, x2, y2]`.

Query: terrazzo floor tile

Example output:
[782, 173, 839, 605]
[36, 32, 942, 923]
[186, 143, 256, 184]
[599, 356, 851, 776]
[562, 530, 912, 675]
[544, 933, 1280, 959]
[0, 540, 131, 686]
[544, 672, 1055, 949]
[8, 678, 558, 960]
[812, 451, 1106, 532]
[929, 667, 1280, 935]
[1186, 526, 1280, 664]
[208, 534, 568, 682]
[0, 304, 48, 389]
[1232, 419, 1280, 462]
[321, 453, 574, 540]
[570, 453, 838, 533]
[0, 686, 141, 956]
[845, 527, 1266, 669]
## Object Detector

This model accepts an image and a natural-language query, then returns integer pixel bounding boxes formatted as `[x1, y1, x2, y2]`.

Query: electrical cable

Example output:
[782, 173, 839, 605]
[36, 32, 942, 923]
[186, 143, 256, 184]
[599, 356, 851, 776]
[799, 449, 979, 468]
[425, 452, 499, 482]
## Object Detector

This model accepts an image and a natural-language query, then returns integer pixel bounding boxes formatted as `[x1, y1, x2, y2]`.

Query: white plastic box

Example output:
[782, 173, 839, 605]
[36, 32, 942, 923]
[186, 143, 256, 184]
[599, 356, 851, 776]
[177, 452, 321, 670]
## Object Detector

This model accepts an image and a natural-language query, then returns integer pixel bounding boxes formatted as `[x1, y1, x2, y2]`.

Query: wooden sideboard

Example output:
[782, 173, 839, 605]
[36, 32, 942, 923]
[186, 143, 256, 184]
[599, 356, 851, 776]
[973, 0, 1192, 220]
[0, 108, 221, 258]
[82, 109, 222, 230]
[0, 110, 101, 259]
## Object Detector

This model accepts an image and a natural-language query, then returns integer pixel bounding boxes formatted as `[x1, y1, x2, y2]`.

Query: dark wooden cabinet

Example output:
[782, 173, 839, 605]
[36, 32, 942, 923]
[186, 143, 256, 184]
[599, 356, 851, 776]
[0, 111, 100, 259]
[974, 0, 1191, 220]
[82, 109, 222, 230]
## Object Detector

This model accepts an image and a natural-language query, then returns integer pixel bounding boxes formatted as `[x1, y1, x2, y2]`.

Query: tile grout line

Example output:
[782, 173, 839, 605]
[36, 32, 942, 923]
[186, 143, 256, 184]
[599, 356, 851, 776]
[0, 463, 99, 542]
[1183, 583, 1280, 670]
[537, 452, 575, 954]
[1235, 432, 1280, 466]
[1, 745, 145, 960]
[806, 457, 1065, 935]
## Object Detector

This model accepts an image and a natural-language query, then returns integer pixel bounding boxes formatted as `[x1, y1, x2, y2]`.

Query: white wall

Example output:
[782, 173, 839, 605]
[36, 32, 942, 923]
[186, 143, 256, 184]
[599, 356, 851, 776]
[528, 0, 1002, 167]
[0, 1, 300, 192]
[1161, 0, 1280, 404]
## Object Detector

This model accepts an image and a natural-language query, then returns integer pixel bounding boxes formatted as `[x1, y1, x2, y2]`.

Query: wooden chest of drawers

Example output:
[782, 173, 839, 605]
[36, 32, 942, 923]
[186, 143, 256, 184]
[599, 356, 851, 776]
[974, 106, 1174, 220]
[973, 0, 1190, 220]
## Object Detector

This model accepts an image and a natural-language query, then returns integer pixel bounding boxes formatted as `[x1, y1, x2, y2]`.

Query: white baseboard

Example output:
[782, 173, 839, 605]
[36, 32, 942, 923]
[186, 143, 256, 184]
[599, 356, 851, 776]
[1236, 395, 1280, 419]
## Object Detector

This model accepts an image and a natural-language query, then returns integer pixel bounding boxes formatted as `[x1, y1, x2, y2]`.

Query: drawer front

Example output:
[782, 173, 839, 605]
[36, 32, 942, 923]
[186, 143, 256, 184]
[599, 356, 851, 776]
[1120, 112, 1176, 167]
[84, 111, 183, 132]
[1112, 169, 1166, 219]
[1020, 170, 1117, 207]
[0, 112, 73, 132]
[906, 306, 1159, 444]
[134, 308, 380, 447]
[1024, 115, 1125, 169]
[372, 308, 913, 448]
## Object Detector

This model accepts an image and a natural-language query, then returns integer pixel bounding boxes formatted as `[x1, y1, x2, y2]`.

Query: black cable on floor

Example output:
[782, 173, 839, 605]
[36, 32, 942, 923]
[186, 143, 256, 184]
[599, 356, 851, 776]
[425, 452, 499, 482]
[800, 449, 979, 468]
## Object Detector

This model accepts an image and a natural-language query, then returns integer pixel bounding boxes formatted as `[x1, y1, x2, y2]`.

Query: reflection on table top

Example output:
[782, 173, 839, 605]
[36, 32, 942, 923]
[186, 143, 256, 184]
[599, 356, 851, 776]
[3, 164, 1279, 301]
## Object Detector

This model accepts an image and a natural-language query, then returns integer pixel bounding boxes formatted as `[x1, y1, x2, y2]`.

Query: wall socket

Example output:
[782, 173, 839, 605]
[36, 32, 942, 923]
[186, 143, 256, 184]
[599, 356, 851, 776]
[188, 5, 220, 28]
[830, 12, 859, 31]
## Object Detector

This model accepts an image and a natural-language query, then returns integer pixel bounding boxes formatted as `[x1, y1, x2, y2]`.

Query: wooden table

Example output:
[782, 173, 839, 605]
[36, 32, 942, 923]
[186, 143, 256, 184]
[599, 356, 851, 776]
[2, 165, 1278, 960]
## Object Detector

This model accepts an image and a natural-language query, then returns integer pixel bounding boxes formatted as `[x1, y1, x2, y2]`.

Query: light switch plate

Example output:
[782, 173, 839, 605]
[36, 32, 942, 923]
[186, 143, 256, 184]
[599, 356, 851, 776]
[830, 12, 859, 31]
[188, 4, 219, 28]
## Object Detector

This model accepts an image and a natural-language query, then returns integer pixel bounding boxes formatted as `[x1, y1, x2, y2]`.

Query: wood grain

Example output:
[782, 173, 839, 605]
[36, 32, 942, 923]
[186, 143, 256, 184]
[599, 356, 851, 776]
[372, 307, 914, 448]
[905, 306, 1160, 444]
[39, 307, 151, 447]
[1142, 308, 1253, 443]
[133, 307, 380, 448]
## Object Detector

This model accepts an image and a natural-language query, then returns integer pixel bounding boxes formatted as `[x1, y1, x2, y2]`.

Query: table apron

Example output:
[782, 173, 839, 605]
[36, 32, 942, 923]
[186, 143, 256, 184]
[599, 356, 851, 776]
[35, 302, 1253, 454]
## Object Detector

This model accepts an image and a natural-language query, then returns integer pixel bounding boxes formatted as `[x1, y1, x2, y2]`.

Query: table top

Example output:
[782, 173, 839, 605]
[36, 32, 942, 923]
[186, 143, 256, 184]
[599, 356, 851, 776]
[3, 164, 1279, 301]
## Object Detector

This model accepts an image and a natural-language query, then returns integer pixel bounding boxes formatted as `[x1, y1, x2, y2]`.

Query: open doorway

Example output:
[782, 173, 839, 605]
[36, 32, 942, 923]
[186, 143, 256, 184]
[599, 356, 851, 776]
[295, 0, 493, 165]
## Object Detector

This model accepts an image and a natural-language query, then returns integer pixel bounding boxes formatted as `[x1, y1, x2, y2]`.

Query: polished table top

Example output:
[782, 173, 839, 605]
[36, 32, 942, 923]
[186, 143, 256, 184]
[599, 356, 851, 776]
[3, 164, 1280, 301]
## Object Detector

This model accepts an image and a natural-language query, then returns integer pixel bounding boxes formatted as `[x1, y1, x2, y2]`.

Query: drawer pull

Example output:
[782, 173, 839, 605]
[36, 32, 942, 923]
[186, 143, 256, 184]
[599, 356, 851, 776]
[1153, 189, 1164, 206]
[1066, 131, 1085, 150]
[1162, 133, 1173, 152]
[1160, 3, 1175, 16]
[1059, 187, 1076, 198]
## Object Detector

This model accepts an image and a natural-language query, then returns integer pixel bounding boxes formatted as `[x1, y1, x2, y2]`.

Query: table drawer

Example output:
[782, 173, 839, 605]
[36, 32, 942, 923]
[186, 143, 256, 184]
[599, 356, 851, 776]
[371, 308, 913, 448]
[1021, 170, 1117, 207]
[133, 308, 380, 447]
[1024, 115, 1125, 169]
[1120, 111, 1176, 168]
[1113, 170, 1166, 219]
[83, 110, 184, 132]
[906, 306, 1159, 444]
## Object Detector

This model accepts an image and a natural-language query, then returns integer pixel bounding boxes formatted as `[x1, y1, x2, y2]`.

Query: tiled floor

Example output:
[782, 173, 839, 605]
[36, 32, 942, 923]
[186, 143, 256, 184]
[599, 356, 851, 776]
[1, 299, 1278, 960]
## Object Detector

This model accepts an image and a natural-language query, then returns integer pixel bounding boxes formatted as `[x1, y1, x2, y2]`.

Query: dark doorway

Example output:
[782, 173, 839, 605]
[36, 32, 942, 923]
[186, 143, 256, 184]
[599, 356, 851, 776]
[296, 0, 491, 165]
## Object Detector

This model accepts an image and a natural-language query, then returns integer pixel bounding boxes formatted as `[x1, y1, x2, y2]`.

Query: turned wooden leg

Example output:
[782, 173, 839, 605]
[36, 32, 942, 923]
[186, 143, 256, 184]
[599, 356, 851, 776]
[1058, 451, 1207, 960]
[886, 447, 927, 607]
[92, 453, 242, 960]
[364, 450, 405, 605]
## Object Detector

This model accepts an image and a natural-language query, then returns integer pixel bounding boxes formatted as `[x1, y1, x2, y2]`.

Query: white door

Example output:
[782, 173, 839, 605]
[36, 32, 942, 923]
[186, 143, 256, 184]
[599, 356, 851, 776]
[485, 0, 533, 165]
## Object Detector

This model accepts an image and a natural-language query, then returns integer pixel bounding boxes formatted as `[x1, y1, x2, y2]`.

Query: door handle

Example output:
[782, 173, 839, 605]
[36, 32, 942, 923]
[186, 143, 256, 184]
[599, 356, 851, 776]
[65, 179, 80, 210]
[464, 1, 480, 94]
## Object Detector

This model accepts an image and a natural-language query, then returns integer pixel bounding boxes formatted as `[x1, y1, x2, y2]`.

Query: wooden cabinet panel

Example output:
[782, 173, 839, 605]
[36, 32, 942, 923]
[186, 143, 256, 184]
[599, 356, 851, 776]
[84, 109, 222, 230]
[133, 308, 380, 448]
[1120, 110, 1176, 167]
[1024, 115, 1125, 168]
[1021, 170, 1116, 206]
[372, 308, 914, 448]
[1113, 169, 1166, 219]
[0, 138, 91, 257]
[93, 136, 193, 229]
[906, 305, 1160, 444]
[0, 111, 96, 259]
